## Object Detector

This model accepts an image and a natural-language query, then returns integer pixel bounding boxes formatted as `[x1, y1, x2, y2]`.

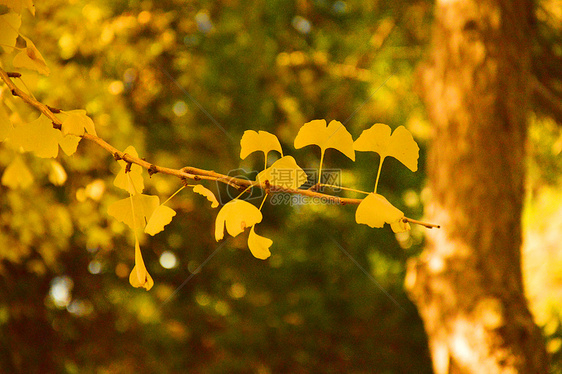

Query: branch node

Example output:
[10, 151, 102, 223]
[47, 105, 61, 113]
[125, 161, 132, 173]
[52, 122, 61, 130]
[194, 175, 201, 181]
[11, 89, 17, 96]
[113, 152, 122, 161]
[148, 164, 158, 176]
[7, 72, 21, 78]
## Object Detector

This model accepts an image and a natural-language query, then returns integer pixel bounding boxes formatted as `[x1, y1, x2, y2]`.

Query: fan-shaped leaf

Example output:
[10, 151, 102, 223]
[145, 205, 176, 236]
[294, 119, 355, 161]
[354, 124, 419, 172]
[59, 109, 96, 136]
[256, 155, 307, 190]
[240, 130, 283, 160]
[107, 194, 160, 231]
[355, 193, 404, 229]
[215, 199, 262, 241]
[1, 155, 33, 189]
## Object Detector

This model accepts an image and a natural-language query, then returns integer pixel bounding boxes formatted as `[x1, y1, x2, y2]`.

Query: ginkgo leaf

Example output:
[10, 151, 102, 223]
[193, 184, 219, 208]
[294, 119, 356, 161]
[129, 238, 154, 291]
[57, 133, 81, 156]
[114, 146, 144, 194]
[1, 155, 33, 189]
[107, 194, 160, 231]
[240, 130, 283, 161]
[354, 124, 419, 172]
[0, 105, 12, 142]
[12, 36, 50, 76]
[8, 115, 60, 158]
[215, 199, 262, 241]
[145, 205, 176, 236]
[256, 155, 307, 190]
[390, 219, 411, 233]
[247, 226, 272, 260]
[0, 12, 21, 52]
[355, 193, 404, 229]
[48, 160, 67, 186]
[59, 110, 96, 136]
[0, 0, 35, 15]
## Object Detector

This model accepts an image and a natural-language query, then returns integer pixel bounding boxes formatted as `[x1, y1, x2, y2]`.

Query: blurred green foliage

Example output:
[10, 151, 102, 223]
[5, 0, 561, 372]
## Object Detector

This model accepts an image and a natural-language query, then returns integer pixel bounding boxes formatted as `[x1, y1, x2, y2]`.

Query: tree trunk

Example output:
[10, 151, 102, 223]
[407, 0, 549, 372]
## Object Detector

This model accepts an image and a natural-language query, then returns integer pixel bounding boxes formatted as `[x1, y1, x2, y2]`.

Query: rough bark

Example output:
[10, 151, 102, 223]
[407, 0, 549, 372]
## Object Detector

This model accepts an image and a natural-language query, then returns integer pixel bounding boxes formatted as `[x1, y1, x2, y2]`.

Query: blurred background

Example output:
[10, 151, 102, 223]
[0, 0, 560, 373]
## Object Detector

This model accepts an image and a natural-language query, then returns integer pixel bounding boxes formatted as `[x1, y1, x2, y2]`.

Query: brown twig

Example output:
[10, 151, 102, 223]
[0, 66, 440, 229]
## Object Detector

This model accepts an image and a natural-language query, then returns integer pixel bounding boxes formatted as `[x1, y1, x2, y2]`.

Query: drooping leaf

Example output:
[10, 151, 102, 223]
[193, 184, 219, 208]
[240, 130, 283, 161]
[12, 35, 50, 76]
[8, 115, 60, 158]
[1, 155, 33, 189]
[256, 155, 307, 190]
[215, 199, 262, 241]
[247, 226, 272, 260]
[355, 193, 405, 229]
[0, 12, 21, 52]
[145, 205, 176, 236]
[354, 124, 419, 172]
[0, 0, 35, 15]
[48, 160, 67, 186]
[59, 109, 96, 136]
[113, 145, 144, 194]
[294, 119, 355, 161]
[129, 238, 154, 291]
[107, 194, 160, 231]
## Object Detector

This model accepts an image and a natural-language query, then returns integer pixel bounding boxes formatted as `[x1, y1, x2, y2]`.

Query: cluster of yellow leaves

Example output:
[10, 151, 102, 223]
[0, 0, 50, 76]
[212, 120, 419, 264]
[0, 108, 96, 189]
[106, 146, 219, 290]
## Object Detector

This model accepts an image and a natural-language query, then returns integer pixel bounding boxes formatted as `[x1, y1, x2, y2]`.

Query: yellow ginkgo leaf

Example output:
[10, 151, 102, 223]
[107, 194, 160, 231]
[256, 155, 308, 190]
[354, 124, 419, 172]
[355, 193, 404, 229]
[0, 12, 21, 52]
[240, 130, 283, 162]
[48, 160, 67, 186]
[57, 132, 81, 156]
[59, 109, 96, 136]
[247, 226, 272, 260]
[12, 36, 50, 76]
[0, 0, 35, 15]
[1, 155, 33, 189]
[145, 205, 176, 236]
[215, 199, 262, 241]
[8, 115, 60, 158]
[0, 105, 12, 142]
[129, 238, 154, 291]
[294, 119, 356, 161]
[114, 146, 144, 194]
[193, 184, 219, 208]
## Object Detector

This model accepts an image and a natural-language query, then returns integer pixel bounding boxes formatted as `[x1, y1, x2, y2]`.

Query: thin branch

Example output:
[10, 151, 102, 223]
[0, 66, 439, 229]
